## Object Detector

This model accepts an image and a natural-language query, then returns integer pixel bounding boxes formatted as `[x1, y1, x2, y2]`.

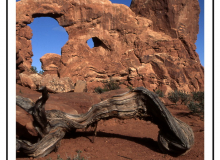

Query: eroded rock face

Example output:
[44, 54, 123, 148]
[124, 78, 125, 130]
[16, 0, 204, 94]
[130, 0, 200, 43]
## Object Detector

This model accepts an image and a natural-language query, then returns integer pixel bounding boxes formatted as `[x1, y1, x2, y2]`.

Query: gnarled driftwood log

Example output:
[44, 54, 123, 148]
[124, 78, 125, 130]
[16, 86, 194, 157]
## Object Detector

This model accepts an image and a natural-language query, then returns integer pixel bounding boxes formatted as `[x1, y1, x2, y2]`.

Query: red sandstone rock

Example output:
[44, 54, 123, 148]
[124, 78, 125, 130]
[16, 105, 38, 138]
[40, 53, 61, 76]
[40, 74, 75, 93]
[19, 73, 43, 90]
[19, 73, 37, 89]
[29, 73, 43, 87]
[16, 0, 204, 94]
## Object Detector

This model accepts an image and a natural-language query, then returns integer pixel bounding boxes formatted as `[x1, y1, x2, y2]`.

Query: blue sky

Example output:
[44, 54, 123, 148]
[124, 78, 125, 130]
[16, 0, 204, 72]
[195, 0, 204, 67]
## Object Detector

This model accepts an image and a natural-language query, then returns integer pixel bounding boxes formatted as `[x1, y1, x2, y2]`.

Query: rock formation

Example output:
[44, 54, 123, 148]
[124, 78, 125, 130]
[16, 0, 204, 93]
[40, 53, 61, 76]
[130, 0, 200, 43]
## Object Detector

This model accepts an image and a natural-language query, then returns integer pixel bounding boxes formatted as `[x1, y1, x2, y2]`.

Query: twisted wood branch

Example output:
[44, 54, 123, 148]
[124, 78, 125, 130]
[16, 87, 194, 157]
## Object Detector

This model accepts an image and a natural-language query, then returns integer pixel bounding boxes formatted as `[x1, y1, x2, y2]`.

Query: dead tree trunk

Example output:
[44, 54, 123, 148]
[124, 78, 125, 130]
[16, 87, 194, 158]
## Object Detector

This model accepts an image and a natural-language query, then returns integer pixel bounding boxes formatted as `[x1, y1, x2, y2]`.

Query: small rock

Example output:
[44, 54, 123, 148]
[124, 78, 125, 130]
[40, 75, 75, 93]
[146, 121, 151, 125]
[19, 73, 36, 90]
[74, 80, 87, 92]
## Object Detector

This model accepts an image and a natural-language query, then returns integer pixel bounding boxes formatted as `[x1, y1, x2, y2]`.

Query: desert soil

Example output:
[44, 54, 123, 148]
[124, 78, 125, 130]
[16, 84, 204, 160]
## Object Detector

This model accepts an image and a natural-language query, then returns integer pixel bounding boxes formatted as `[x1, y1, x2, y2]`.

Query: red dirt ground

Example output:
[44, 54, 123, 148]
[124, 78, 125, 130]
[16, 84, 204, 160]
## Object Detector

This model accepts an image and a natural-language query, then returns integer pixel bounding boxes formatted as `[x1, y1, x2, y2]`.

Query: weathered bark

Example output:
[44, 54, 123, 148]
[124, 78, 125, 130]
[16, 87, 194, 157]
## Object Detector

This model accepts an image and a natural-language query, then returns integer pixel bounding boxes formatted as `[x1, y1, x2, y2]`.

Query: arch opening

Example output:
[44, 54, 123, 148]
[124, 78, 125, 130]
[87, 37, 108, 49]
[87, 38, 95, 49]
[27, 17, 68, 73]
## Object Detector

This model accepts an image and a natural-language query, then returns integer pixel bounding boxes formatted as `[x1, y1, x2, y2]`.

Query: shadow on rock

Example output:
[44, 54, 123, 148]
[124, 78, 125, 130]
[175, 112, 193, 118]
[16, 122, 38, 143]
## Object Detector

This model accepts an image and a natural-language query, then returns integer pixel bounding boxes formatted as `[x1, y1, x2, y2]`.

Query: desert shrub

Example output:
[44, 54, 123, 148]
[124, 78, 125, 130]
[103, 79, 120, 90]
[38, 70, 44, 74]
[187, 101, 204, 114]
[154, 89, 164, 97]
[94, 86, 110, 94]
[56, 155, 63, 160]
[94, 79, 120, 94]
[168, 90, 191, 105]
[30, 66, 38, 73]
[30, 66, 45, 74]
[178, 91, 190, 105]
[192, 91, 204, 102]
[94, 86, 106, 94]
[127, 85, 133, 90]
[73, 150, 87, 160]
[168, 90, 180, 104]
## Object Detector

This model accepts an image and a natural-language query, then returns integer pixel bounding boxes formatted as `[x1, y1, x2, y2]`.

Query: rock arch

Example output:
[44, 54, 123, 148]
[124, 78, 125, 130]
[16, 0, 204, 93]
[87, 37, 110, 49]
[16, 1, 66, 81]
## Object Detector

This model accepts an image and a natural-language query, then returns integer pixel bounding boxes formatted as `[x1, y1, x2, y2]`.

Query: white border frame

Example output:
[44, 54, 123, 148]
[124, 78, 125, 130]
[214, 0, 219, 159]
[8, 0, 16, 159]
[0, 0, 7, 159]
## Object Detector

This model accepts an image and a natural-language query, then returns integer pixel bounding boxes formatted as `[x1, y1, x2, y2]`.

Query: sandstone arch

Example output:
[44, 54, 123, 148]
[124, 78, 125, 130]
[16, 0, 204, 93]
